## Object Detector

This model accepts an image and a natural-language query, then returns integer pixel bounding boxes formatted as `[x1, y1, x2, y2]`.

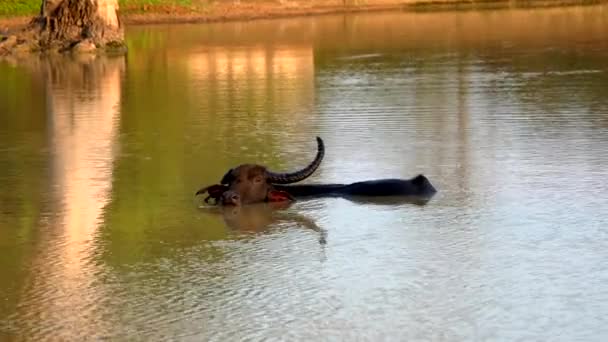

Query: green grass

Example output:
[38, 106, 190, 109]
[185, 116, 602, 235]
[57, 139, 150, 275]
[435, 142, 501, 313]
[0, 0, 194, 17]
[0, 1, 40, 17]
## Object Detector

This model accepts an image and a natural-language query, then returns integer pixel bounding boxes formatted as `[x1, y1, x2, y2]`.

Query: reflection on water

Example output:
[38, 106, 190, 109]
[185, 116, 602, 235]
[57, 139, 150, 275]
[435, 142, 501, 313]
[1, 4, 608, 341]
[0, 55, 123, 339]
[200, 203, 327, 245]
[184, 45, 315, 147]
[40, 55, 121, 337]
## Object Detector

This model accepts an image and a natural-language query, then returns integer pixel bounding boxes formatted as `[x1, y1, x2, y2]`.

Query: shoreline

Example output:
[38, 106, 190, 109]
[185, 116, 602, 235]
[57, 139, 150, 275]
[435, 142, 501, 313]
[1, 0, 605, 33]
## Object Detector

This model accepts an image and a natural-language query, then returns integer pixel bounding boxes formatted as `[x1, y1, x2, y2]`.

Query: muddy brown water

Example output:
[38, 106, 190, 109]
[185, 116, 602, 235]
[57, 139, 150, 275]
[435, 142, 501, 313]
[1, 4, 607, 341]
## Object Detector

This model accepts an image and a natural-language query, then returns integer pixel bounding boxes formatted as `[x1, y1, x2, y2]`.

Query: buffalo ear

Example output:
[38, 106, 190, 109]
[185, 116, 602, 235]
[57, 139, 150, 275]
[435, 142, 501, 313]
[267, 190, 295, 202]
[220, 168, 234, 184]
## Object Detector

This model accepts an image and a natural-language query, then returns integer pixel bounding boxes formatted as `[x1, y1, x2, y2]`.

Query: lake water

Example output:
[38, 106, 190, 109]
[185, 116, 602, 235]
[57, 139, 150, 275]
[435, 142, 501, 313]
[1, 4, 607, 341]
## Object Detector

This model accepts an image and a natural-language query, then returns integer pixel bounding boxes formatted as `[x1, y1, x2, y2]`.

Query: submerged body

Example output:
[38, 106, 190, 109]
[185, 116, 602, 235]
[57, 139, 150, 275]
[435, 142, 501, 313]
[274, 175, 437, 200]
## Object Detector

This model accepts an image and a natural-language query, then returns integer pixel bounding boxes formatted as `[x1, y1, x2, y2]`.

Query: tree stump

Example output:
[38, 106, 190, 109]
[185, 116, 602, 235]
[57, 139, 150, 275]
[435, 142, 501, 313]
[0, 0, 125, 57]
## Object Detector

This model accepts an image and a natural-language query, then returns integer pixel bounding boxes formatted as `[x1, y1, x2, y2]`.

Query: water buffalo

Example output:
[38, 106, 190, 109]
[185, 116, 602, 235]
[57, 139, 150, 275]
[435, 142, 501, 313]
[195, 136, 437, 206]
[196, 137, 325, 205]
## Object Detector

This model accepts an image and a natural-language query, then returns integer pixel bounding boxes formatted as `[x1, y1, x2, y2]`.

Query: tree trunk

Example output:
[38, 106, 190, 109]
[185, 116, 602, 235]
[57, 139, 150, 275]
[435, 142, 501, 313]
[1, 0, 125, 57]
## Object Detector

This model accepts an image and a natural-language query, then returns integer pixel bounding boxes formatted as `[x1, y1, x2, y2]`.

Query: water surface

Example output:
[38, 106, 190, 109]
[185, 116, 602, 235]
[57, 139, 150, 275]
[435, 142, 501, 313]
[1, 4, 608, 341]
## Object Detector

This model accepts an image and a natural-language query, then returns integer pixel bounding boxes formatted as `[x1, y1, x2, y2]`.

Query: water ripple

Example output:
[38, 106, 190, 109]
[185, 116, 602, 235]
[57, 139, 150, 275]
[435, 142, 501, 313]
[2, 5, 608, 341]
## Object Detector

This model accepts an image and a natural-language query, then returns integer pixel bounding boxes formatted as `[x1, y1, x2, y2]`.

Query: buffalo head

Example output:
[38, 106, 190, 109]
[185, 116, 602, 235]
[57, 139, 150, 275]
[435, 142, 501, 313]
[196, 137, 324, 206]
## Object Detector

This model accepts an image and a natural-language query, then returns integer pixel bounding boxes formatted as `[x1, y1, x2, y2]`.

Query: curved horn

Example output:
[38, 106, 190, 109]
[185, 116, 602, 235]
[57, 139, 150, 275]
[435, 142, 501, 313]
[266, 136, 324, 184]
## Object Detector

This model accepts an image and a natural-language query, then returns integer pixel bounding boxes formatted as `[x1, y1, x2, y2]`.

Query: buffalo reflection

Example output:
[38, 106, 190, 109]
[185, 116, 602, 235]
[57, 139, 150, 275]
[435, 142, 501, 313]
[199, 202, 327, 245]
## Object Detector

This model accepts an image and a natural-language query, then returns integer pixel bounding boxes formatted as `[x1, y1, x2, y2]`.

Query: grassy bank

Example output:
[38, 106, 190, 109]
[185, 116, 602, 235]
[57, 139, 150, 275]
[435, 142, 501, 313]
[0, 0, 196, 17]
[1, 0, 606, 30]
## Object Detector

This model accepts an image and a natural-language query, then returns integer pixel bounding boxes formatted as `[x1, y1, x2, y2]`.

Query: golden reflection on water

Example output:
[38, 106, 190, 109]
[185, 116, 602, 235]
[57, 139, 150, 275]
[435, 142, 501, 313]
[311, 5, 608, 50]
[185, 45, 315, 118]
[49, 56, 122, 252]
[170, 42, 318, 170]
[140, 5, 607, 52]
[11, 55, 124, 339]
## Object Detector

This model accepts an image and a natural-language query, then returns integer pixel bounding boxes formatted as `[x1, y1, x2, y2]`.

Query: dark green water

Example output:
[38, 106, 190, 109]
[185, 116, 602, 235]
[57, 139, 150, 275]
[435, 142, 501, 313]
[1, 4, 607, 341]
